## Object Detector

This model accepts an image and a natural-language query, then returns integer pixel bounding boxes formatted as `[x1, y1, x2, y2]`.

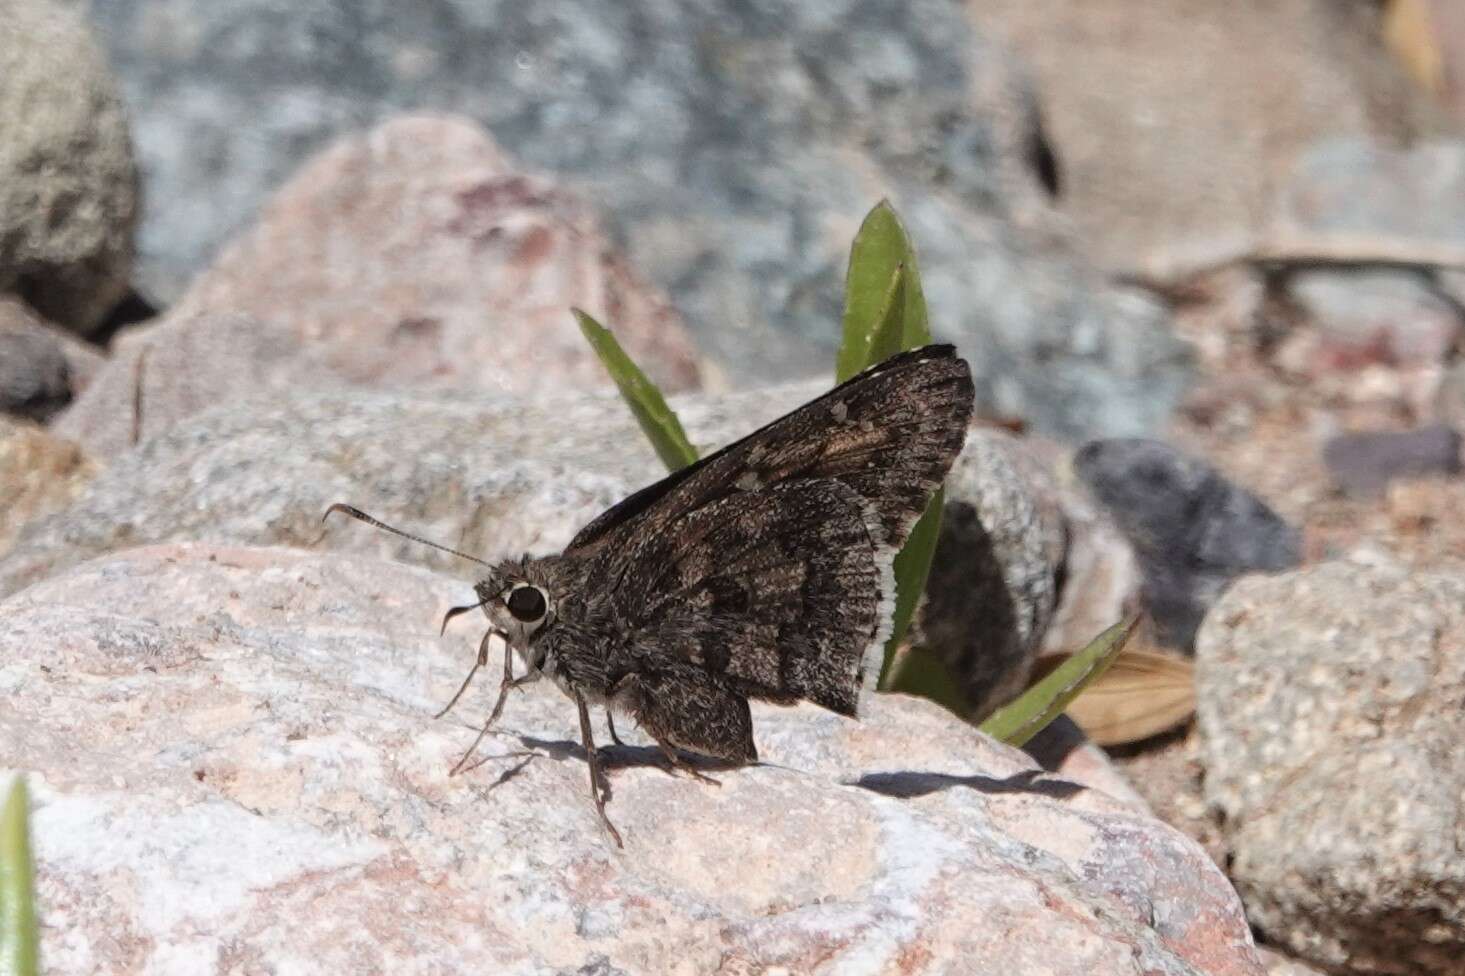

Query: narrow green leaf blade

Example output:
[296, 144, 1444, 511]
[880, 642, 968, 713]
[979, 616, 1141, 747]
[897, 247, 929, 351]
[866, 264, 907, 369]
[837, 200, 950, 693]
[0, 776, 39, 976]
[877, 487, 946, 689]
[574, 308, 698, 472]
[837, 200, 913, 381]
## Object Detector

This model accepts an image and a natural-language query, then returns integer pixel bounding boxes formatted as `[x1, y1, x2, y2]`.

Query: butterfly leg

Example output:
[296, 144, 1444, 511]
[576, 693, 623, 848]
[435, 628, 496, 719]
[653, 739, 721, 786]
[448, 639, 539, 775]
[605, 710, 626, 747]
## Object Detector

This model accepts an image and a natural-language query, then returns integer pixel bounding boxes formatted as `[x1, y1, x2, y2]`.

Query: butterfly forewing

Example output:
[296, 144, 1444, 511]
[566, 344, 974, 555]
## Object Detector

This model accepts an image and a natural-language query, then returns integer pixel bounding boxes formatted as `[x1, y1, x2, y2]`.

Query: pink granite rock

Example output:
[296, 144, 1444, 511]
[179, 113, 700, 395]
[0, 544, 1263, 975]
[72, 114, 701, 437]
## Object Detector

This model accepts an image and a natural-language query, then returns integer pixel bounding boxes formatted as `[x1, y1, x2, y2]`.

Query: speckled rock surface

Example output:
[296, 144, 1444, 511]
[52, 311, 330, 460]
[916, 428, 1063, 718]
[0, 0, 138, 333]
[0, 388, 659, 600]
[1, 544, 1263, 974]
[53, 311, 326, 459]
[1197, 559, 1465, 975]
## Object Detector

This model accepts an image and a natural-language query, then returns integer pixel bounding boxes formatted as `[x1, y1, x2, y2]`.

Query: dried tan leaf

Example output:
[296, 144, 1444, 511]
[1033, 647, 1196, 747]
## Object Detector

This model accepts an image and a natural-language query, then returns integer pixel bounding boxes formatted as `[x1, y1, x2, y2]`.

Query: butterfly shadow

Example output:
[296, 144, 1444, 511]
[489, 732, 743, 803]
[848, 767, 1086, 802]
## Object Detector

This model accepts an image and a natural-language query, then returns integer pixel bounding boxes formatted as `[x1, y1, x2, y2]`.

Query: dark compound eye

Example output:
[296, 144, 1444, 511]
[506, 585, 547, 623]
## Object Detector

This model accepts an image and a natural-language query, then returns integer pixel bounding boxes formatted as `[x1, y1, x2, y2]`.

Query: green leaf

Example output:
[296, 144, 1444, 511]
[836, 201, 948, 694]
[574, 308, 699, 472]
[866, 264, 908, 369]
[979, 616, 1140, 747]
[0, 776, 39, 976]
[836, 200, 930, 382]
[877, 487, 944, 688]
[880, 641, 968, 713]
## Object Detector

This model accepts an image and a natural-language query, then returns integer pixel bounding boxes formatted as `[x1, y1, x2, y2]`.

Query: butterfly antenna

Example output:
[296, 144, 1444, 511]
[319, 503, 493, 569]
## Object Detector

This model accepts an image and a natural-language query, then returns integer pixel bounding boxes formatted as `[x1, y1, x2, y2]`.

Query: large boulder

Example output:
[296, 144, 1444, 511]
[967, 0, 1450, 279]
[0, 0, 138, 333]
[1197, 559, 1465, 975]
[1, 543, 1264, 974]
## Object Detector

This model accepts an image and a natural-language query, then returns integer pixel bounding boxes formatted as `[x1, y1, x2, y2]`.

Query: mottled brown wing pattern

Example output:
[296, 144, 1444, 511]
[608, 479, 884, 715]
[568, 345, 974, 717]
[566, 345, 975, 558]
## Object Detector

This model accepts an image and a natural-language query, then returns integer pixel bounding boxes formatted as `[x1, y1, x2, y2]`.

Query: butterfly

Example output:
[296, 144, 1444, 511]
[325, 344, 974, 845]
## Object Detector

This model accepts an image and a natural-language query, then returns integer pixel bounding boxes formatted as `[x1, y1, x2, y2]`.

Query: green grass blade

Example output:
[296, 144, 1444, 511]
[867, 264, 908, 369]
[0, 776, 39, 976]
[880, 641, 968, 713]
[574, 308, 699, 472]
[979, 616, 1140, 747]
[837, 200, 931, 381]
[877, 487, 944, 689]
[837, 200, 948, 693]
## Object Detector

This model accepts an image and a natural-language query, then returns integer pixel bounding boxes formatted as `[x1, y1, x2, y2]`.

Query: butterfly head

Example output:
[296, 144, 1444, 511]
[475, 562, 557, 664]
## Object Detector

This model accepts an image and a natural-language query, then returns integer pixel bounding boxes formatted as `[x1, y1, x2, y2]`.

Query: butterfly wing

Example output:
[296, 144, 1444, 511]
[608, 478, 887, 715]
[567, 345, 975, 713]
[568, 344, 974, 556]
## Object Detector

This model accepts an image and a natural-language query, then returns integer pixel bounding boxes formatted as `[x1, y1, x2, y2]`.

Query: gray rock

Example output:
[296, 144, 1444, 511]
[1073, 438, 1301, 650]
[0, 0, 138, 333]
[0, 297, 107, 400]
[0, 388, 661, 599]
[968, 0, 1447, 280]
[0, 543, 1264, 974]
[1196, 560, 1465, 975]
[1270, 138, 1465, 266]
[0, 315, 72, 422]
[86, 0, 1190, 438]
[1322, 425, 1462, 500]
[915, 429, 1063, 718]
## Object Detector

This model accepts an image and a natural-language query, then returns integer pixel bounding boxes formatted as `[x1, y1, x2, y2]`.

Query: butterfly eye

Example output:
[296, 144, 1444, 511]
[506, 585, 548, 624]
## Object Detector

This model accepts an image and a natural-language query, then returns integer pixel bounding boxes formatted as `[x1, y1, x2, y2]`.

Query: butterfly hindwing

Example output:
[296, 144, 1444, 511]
[610, 479, 886, 714]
